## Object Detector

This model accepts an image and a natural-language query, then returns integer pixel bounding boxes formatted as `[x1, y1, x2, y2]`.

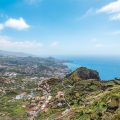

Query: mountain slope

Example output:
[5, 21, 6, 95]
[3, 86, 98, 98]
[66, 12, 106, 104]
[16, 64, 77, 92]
[0, 50, 32, 57]
[0, 67, 120, 120]
[36, 67, 120, 120]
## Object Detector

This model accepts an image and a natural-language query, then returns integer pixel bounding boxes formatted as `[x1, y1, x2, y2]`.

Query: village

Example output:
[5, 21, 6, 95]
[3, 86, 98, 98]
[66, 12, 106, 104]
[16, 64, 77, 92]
[14, 79, 67, 120]
[0, 56, 72, 119]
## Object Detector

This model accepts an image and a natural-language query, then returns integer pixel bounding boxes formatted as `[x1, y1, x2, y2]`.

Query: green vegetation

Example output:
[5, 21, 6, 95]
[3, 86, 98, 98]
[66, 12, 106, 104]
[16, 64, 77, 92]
[0, 95, 27, 120]
[0, 61, 120, 120]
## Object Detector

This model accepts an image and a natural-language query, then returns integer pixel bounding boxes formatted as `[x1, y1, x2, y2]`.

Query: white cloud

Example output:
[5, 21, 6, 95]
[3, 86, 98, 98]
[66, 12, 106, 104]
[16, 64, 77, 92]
[0, 36, 43, 53]
[0, 36, 62, 55]
[97, 0, 120, 13]
[50, 41, 59, 47]
[97, 0, 120, 21]
[110, 13, 120, 21]
[0, 17, 30, 31]
[5, 17, 30, 30]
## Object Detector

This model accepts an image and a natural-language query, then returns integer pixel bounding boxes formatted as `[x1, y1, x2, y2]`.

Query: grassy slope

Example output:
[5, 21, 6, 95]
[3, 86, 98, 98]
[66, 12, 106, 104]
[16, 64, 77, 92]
[37, 78, 120, 120]
[1, 77, 120, 120]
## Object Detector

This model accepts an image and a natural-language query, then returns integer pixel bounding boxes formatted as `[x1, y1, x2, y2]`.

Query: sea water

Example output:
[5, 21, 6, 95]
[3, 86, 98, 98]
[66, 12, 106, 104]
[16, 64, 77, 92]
[60, 56, 120, 80]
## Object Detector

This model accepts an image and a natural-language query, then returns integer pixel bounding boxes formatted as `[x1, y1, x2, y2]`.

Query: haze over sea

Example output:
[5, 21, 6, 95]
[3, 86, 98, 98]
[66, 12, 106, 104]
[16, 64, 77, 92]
[59, 56, 120, 80]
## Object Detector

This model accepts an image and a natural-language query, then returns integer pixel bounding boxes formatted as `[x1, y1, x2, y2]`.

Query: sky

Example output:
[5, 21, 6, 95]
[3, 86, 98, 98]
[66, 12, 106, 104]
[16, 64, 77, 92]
[0, 0, 120, 56]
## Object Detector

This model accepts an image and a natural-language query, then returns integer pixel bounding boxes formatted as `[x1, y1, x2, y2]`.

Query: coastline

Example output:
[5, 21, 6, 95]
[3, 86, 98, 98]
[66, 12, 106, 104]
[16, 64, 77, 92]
[62, 57, 120, 80]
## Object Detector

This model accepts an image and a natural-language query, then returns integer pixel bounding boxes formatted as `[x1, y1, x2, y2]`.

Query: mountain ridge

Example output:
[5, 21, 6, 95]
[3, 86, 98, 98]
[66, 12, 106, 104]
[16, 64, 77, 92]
[0, 50, 33, 57]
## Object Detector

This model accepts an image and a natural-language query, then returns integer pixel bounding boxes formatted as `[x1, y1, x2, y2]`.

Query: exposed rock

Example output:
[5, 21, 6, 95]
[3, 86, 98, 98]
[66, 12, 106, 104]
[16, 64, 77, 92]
[114, 78, 120, 85]
[107, 96, 120, 113]
[66, 67, 100, 80]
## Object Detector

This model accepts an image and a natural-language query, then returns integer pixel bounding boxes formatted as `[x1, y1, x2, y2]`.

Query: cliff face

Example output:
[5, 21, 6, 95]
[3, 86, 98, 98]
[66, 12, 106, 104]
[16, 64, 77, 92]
[66, 67, 100, 81]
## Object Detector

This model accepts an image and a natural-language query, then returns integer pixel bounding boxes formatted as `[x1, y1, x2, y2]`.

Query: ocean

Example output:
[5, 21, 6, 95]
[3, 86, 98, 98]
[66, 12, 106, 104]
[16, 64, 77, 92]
[59, 56, 120, 80]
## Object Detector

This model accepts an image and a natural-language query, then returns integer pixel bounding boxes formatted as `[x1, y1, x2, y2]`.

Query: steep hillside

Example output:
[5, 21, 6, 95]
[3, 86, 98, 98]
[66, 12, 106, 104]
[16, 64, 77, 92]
[0, 67, 120, 120]
[36, 67, 120, 120]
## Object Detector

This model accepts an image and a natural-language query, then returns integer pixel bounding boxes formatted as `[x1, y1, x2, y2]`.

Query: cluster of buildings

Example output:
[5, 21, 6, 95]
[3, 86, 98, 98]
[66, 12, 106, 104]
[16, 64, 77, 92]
[25, 83, 52, 118]
[18, 82, 67, 119]
[26, 95, 52, 117]
[0, 73, 68, 119]
[4, 72, 17, 78]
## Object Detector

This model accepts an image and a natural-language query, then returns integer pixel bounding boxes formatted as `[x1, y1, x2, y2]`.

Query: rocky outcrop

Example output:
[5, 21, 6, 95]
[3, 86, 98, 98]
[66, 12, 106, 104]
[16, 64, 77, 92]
[107, 96, 120, 113]
[66, 67, 100, 80]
